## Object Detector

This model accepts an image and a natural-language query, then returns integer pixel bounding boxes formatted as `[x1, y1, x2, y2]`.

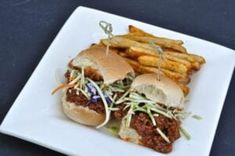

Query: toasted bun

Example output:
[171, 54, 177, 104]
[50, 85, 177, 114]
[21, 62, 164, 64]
[71, 45, 134, 84]
[118, 120, 142, 144]
[131, 74, 184, 108]
[61, 91, 105, 126]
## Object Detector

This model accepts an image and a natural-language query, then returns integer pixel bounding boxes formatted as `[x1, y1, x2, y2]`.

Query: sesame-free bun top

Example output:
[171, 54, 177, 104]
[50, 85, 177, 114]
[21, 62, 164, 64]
[71, 45, 134, 84]
[131, 73, 185, 109]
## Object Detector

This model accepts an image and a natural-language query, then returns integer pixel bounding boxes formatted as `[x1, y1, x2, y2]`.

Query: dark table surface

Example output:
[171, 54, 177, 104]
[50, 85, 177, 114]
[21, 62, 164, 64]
[0, 0, 235, 155]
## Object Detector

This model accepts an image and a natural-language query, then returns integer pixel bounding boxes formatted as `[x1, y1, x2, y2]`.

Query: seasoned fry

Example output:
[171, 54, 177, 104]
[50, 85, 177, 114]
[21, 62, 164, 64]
[161, 68, 190, 84]
[124, 58, 190, 84]
[118, 43, 201, 71]
[119, 35, 187, 53]
[127, 46, 156, 57]
[102, 35, 187, 54]
[127, 46, 193, 71]
[191, 62, 201, 71]
[118, 52, 129, 58]
[124, 58, 141, 71]
[101, 36, 154, 51]
[163, 54, 192, 70]
[164, 51, 206, 64]
[128, 25, 184, 45]
[138, 55, 189, 74]
[141, 65, 190, 84]
[189, 53, 206, 64]
[178, 83, 190, 96]
[102, 36, 161, 57]
[101, 25, 206, 96]
[128, 25, 156, 37]
[102, 37, 202, 70]
[164, 51, 194, 62]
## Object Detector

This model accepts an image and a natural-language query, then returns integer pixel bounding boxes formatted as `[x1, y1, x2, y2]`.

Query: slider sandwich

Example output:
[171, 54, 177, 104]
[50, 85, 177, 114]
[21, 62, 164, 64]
[53, 45, 134, 128]
[113, 73, 185, 153]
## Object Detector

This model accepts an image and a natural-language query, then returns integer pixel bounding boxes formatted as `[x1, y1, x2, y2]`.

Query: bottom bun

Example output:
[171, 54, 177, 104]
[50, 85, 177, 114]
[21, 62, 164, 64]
[118, 119, 142, 144]
[62, 91, 105, 126]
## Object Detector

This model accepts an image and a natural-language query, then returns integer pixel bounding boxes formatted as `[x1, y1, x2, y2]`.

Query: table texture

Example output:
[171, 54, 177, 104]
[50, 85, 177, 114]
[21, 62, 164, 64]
[0, 0, 234, 156]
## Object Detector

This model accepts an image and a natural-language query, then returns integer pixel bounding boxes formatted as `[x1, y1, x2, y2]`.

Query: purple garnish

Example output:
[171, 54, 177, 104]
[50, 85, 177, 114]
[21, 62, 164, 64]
[90, 94, 112, 105]
[86, 82, 112, 105]
[86, 83, 96, 95]
[105, 96, 112, 105]
[91, 95, 101, 103]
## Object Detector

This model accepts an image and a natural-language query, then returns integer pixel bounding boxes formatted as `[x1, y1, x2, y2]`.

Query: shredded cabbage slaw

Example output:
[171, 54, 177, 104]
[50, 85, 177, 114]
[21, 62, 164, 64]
[114, 91, 201, 143]
[52, 68, 201, 141]
[53, 68, 134, 128]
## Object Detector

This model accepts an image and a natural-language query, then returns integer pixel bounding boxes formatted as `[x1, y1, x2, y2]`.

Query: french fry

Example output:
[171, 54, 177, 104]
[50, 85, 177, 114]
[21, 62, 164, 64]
[128, 25, 156, 38]
[163, 54, 192, 70]
[121, 44, 197, 72]
[138, 55, 189, 74]
[164, 51, 205, 70]
[164, 51, 206, 64]
[118, 52, 129, 58]
[191, 62, 201, 71]
[178, 83, 190, 96]
[102, 36, 161, 58]
[128, 25, 184, 45]
[102, 37, 198, 70]
[127, 46, 193, 71]
[124, 58, 141, 71]
[164, 51, 195, 62]
[101, 25, 206, 97]
[119, 35, 187, 53]
[160, 68, 190, 84]
[189, 53, 206, 64]
[124, 58, 190, 84]
[101, 35, 187, 55]
[127, 46, 156, 57]
[101, 36, 154, 51]
[141, 65, 190, 84]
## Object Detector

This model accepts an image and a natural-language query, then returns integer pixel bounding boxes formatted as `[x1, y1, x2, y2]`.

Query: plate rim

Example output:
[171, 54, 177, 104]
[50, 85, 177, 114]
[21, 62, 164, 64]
[1, 6, 235, 156]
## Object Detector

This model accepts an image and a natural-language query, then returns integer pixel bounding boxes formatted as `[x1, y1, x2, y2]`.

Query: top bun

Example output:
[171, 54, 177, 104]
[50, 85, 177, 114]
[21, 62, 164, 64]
[131, 73, 184, 109]
[71, 45, 134, 84]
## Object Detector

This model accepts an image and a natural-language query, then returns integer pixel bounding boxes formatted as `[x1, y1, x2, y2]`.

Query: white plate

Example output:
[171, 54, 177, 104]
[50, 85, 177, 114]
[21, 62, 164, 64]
[1, 6, 235, 156]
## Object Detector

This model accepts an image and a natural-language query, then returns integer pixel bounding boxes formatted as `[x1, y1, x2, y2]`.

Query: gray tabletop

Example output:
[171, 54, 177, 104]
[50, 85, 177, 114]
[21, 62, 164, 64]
[0, 0, 235, 155]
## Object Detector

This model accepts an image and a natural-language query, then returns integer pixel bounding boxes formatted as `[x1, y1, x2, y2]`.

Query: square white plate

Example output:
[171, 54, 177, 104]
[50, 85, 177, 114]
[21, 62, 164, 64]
[1, 6, 235, 156]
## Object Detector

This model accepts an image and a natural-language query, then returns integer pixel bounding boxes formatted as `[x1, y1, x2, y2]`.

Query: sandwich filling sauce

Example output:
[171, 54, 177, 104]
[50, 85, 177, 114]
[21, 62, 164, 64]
[65, 70, 105, 114]
[66, 89, 105, 114]
[62, 66, 182, 153]
[114, 104, 180, 153]
[64, 69, 133, 116]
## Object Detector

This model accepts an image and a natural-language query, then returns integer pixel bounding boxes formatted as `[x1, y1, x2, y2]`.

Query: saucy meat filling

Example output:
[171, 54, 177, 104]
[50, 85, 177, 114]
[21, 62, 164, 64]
[114, 104, 180, 153]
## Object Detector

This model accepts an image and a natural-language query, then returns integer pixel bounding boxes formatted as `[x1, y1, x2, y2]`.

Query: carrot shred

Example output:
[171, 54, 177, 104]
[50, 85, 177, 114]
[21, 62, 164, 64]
[69, 76, 76, 82]
[51, 83, 76, 95]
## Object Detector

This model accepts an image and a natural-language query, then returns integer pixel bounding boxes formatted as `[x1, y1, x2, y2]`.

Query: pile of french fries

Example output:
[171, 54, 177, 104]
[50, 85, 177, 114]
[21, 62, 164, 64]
[100, 25, 206, 96]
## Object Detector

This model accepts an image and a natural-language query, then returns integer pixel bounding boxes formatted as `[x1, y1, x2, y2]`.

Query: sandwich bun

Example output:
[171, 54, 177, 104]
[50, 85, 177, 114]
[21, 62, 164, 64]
[62, 45, 134, 126]
[62, 91, 105, 126]
[118, 119, 142, 144]
[70, 45, 134, 84]
[131, 73, 185, 109]
[118, 74, 184, 150]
